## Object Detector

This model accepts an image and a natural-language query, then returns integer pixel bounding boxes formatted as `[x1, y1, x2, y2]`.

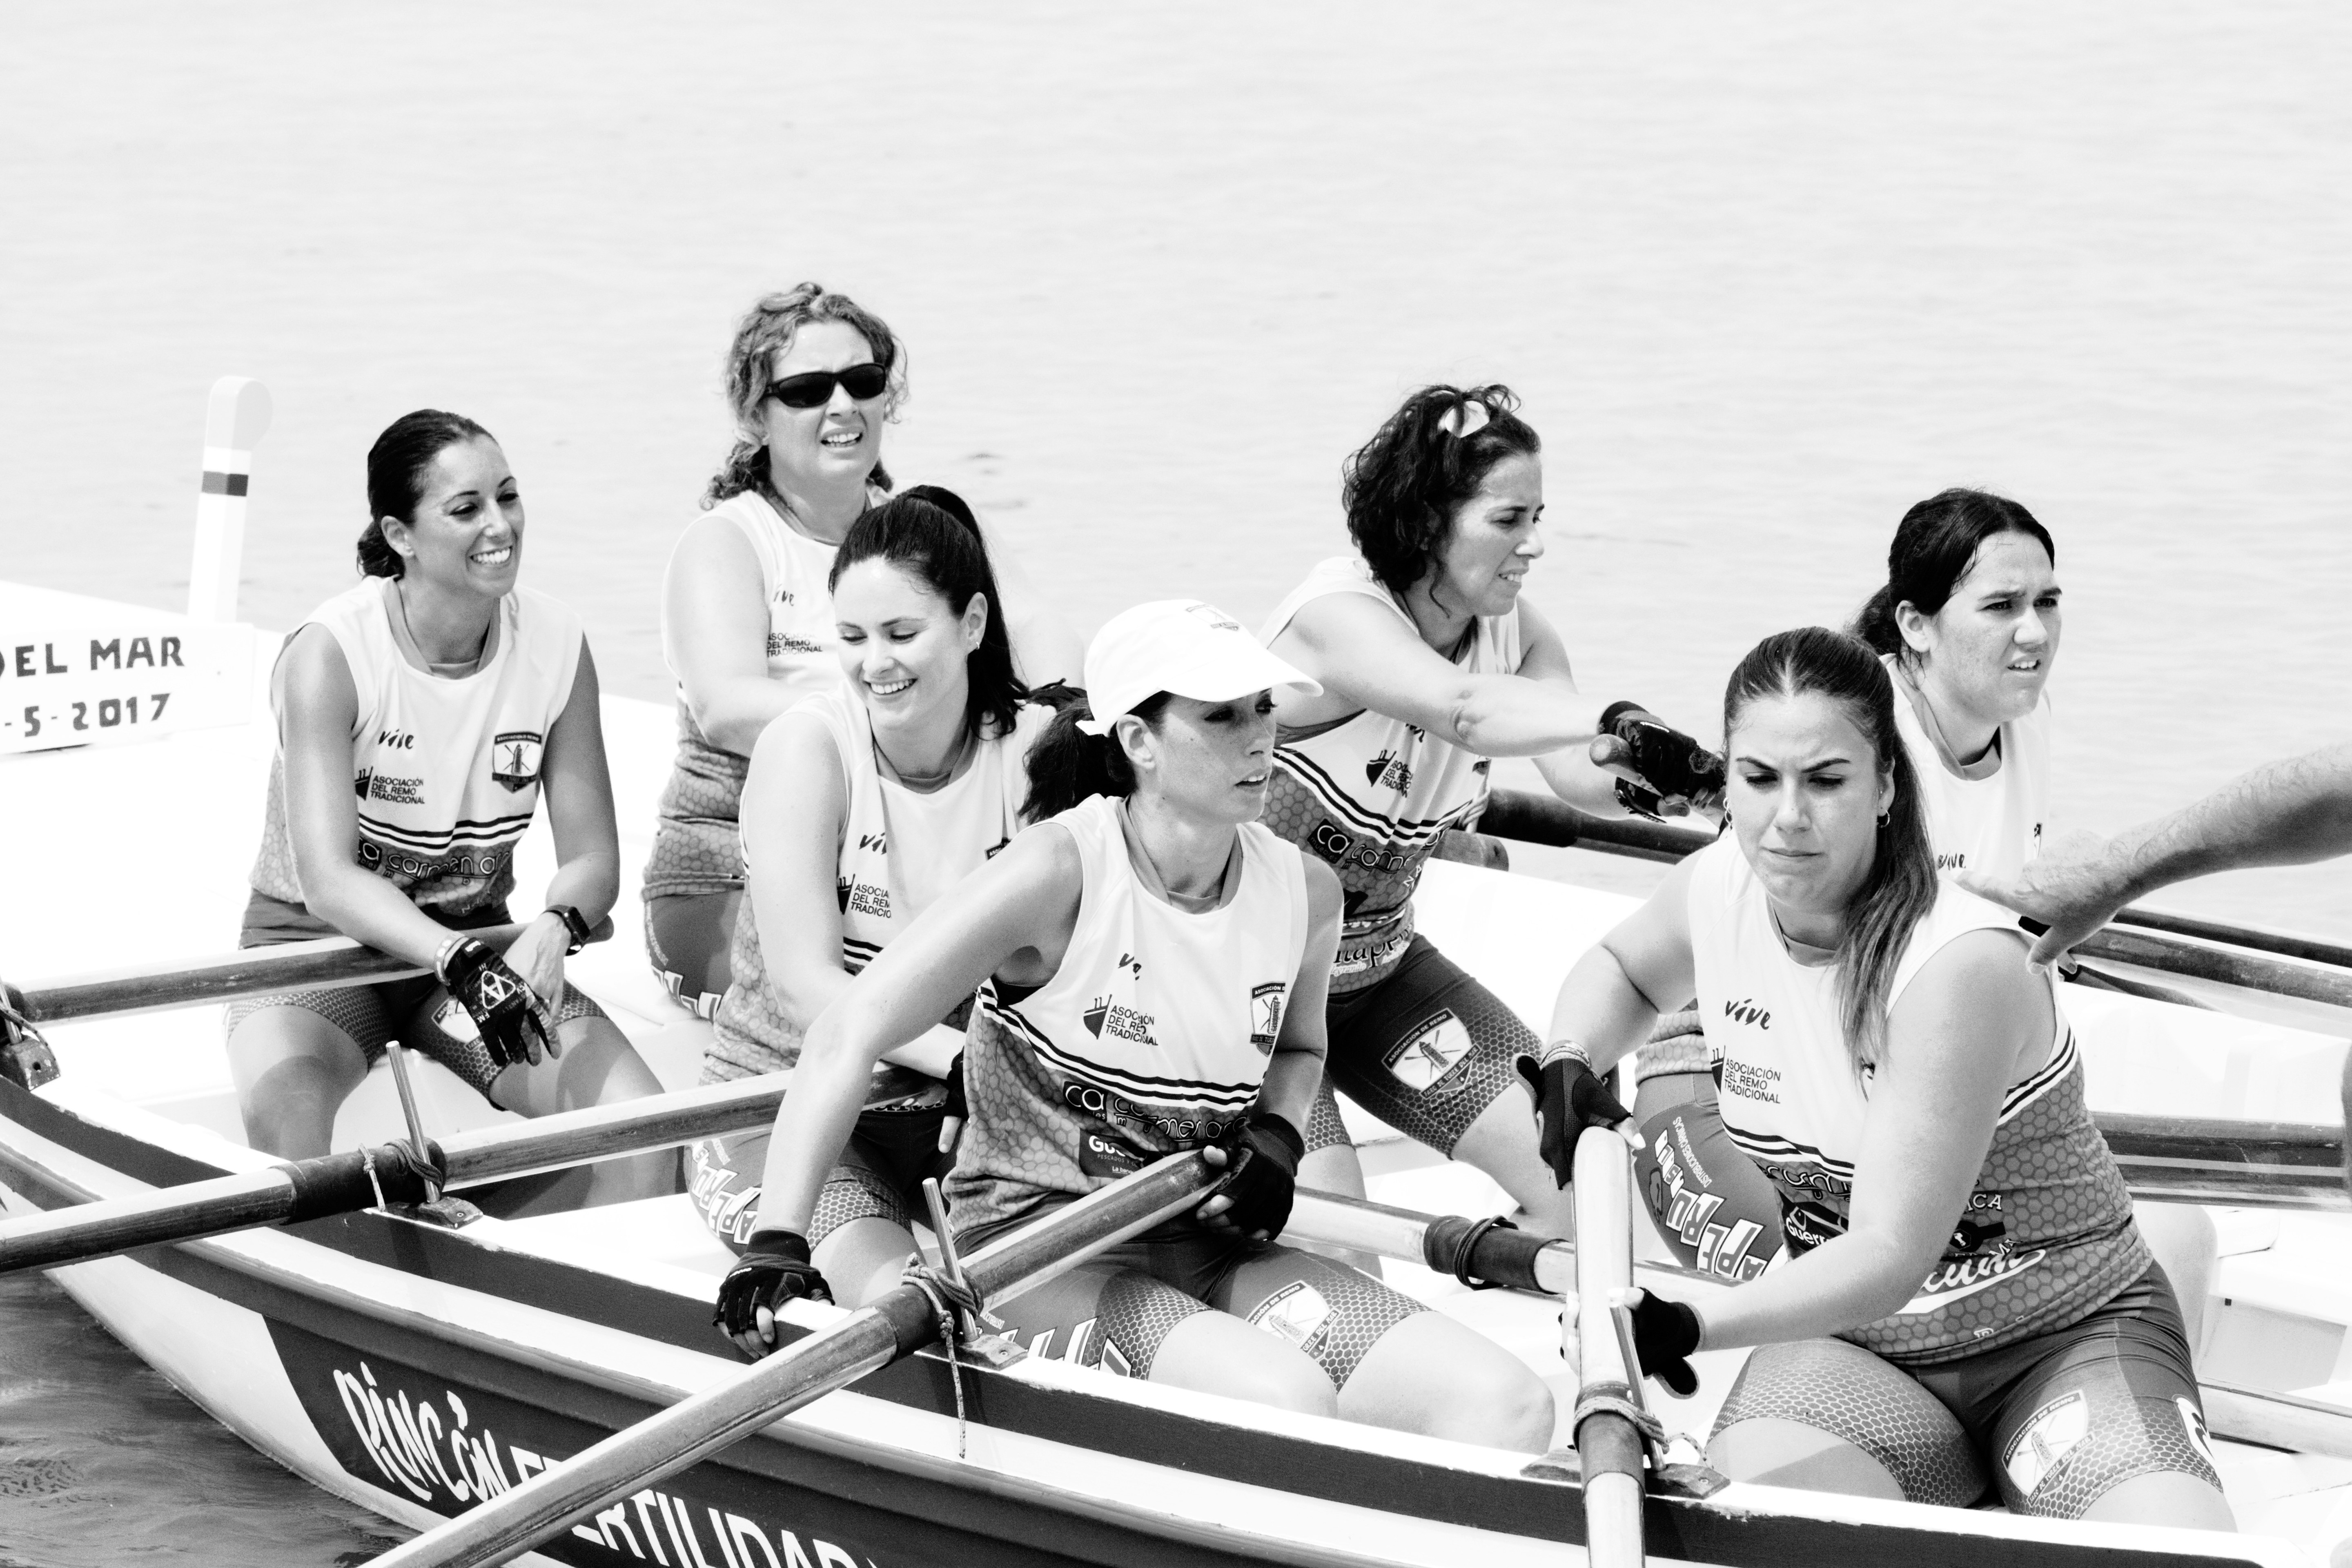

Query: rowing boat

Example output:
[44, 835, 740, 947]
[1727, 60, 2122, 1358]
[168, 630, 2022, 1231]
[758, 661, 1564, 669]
[6, 573, 2352, 1567]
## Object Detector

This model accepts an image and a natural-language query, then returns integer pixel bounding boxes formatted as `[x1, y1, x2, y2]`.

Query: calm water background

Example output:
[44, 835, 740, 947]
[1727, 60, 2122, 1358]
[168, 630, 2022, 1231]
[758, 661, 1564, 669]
[4, 4, 2352, 1561]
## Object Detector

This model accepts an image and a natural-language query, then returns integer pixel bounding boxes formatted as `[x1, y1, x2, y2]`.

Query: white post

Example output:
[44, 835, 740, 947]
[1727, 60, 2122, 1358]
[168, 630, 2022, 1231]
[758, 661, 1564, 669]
[186, 376, 273, 623]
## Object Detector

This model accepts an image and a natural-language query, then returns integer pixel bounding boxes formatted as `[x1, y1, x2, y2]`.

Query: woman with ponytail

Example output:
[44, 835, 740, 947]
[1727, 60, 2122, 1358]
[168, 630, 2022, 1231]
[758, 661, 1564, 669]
[1534, 627, 2229, 1528]
[228, 411, 668, 1205]
[717, 600, 1554, 1451]
[646, 285, 1079, 1018]
[1257, 383, 1719, 1235]
[684, 487, 1058, 1305]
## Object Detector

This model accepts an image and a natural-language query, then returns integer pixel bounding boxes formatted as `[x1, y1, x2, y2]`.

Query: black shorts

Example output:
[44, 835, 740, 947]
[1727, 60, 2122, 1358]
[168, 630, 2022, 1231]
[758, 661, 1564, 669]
[961, 1210, 1424, 1390]
[1319, 935, 1535, 1156]
[687, 1102, 955, 1252]
[1714, 1269, 2220, 1517]
[644, 890, 741, 1021]
[1632, 1069, 1784, 1282]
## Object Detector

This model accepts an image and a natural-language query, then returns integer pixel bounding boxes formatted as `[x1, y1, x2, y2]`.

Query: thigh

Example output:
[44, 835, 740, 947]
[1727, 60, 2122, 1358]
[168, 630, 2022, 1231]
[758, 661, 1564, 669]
[419, 981, 615, 1111]
[1976, 1272, 2225, 1521]
[224, 986, 388, 1157]
[988, 1254, 1214, 1380]
[494, 990, 662, 1118]
[1710, 1339, 1987, 1508]
[684, 1110, 940, 1254]
[1632, 1071, 1784, 1283]
[645, 891, 741, 1020]
[1213, 1243, 1426, 1392]
[1321, 938, 1533, 1157]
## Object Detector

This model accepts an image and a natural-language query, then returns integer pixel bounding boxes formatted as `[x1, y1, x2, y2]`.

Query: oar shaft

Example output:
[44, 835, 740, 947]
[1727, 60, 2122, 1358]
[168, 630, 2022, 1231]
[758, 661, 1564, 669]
[10, 917, 610, 1025]
[1287, 1189, 1576, 1295]
[1571, 1125, 1647, 1568]
[370, 1152, 1221, 1568]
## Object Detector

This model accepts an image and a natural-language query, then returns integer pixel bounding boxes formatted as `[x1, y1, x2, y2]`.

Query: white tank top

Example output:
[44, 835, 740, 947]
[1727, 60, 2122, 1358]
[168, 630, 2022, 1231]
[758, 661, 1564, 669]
[1687, 835, 2146, 1362]
[249, 577, 583, 920]
[949, 795, 1312, 1241]
[705, 690, 1053, 1082]
[1259, 556, 1521, 992]
[1886, 655, 2053, 883]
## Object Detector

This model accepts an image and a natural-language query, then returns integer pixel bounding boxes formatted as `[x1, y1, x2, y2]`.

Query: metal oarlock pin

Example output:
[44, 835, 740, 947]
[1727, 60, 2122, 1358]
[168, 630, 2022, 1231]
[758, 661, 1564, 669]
[385, 1042, 442, 1205]
[922, 1176, 970, 1297]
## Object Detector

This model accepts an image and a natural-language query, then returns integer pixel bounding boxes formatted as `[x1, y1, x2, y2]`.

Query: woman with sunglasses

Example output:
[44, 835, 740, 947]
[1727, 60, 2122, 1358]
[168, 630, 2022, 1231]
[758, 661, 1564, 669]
[1258, 383, 1717, 1235]
[685, 487, 1058, 1307]
[227, 410, 669, 1204]
[645, 284, 1080, 1018]
[1538, 627, 2228, 1528]
[716, 600, 1555, 1451]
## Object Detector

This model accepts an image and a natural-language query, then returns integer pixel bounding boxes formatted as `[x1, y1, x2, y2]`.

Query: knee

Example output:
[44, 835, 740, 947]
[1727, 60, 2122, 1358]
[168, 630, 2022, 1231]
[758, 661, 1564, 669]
[1247, 1348, 1343, 1419]
[1418, 1352, 1554, 1452]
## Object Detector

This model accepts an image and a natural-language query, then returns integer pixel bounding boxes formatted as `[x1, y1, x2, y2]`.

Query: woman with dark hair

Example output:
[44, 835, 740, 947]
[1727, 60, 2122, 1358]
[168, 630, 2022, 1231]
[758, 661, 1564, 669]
[685, 487, 1057, 1306]
[227, 411, 668, 1202]
[717, 601, 1554, 1450]
[1535, 627, 2230, 1528]
[645, 284, 1079, 1018]
[1258, 383, 1717, 1233]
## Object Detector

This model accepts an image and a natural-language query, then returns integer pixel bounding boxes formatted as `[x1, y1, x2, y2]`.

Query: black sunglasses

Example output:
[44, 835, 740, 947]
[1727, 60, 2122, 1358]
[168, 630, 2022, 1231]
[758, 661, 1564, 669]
[766, 363, 889, 409]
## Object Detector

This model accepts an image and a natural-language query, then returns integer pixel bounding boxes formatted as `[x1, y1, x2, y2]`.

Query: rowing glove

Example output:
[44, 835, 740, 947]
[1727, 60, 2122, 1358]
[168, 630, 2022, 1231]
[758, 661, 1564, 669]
[1597, 701, 1726, 806]
[1515, 1045, 1634, 1189]
[1213, 1111, 1306, 1240]
[1626, 1291, 1702, 1397]
[434, 936, 558, 1069]
[715, 1229, 834, 1345]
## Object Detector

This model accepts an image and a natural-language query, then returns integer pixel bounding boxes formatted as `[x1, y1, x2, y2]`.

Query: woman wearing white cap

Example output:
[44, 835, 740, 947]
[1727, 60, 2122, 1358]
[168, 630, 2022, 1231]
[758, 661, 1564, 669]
[717, 599, 1555, 1450]
[1259, 383, 1718, 1233]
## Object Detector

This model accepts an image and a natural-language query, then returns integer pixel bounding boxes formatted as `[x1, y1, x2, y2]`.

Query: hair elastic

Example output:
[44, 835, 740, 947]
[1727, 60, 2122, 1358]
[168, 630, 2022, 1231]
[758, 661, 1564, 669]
[1436, 398, 1491, 439]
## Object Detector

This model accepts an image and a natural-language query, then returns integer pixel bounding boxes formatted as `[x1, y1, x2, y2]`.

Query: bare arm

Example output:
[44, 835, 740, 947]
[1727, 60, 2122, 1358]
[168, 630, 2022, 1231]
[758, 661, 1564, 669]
[504, 641, 621, 1004]
[1684, 931, 2043, 1350]
[664, 516, 802, 757]
[1547, 855, 1701, 1073]
[1258, 858, 1342, 1130]
[278, 627, 468, 969]
[749, 822, 1084, 1238]
[1962, 740, 2352, 967]
[740, 711, 962, 1079]
[1282, 594, 1614, 758]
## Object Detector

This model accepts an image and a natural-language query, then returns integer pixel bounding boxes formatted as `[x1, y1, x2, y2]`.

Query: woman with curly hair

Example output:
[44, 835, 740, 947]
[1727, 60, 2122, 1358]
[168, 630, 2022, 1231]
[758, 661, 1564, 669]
[645, 284, 1079, 1016]
[1257, 383, 1715, 1232]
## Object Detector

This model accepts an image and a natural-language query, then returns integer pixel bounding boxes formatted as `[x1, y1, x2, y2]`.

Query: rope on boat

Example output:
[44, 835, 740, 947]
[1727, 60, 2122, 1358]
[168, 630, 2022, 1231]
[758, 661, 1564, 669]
[1572, 1382, 1668, 1459]
[898, 1255, 1016, 1460]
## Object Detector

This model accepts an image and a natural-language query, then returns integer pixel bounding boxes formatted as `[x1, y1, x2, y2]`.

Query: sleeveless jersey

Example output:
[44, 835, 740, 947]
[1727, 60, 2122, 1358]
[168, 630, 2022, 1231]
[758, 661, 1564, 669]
[706, 690, 1053, 1088]
[1259, 557, 1520, 994]
[948, 795, 1312, 1241]
[1687, 835, 2147, 1364]
[1887, 655, 2054, 884]
[645, 489, 871, 900]
[249, 577, 584, 922]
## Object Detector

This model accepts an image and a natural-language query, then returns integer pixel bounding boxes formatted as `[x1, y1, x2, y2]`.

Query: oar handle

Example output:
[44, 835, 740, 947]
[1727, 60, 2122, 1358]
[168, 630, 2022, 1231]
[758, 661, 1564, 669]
[366, 1150, 1223, 1568]
[1572, 1106, 1648, 1568]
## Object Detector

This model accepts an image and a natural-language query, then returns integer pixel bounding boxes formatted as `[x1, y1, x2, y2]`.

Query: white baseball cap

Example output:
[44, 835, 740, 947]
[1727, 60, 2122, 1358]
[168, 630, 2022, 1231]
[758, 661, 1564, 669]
[1077, 600, 1321, 735]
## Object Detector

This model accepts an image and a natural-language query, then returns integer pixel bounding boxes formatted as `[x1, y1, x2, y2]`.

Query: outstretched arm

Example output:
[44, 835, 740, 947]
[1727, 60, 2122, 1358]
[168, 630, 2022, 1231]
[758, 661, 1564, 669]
[1962, 740, 2352, 968]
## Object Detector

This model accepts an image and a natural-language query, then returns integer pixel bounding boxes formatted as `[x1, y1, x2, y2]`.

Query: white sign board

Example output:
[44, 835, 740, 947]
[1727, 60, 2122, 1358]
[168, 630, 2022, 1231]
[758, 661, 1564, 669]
[0, 618, 255, 754]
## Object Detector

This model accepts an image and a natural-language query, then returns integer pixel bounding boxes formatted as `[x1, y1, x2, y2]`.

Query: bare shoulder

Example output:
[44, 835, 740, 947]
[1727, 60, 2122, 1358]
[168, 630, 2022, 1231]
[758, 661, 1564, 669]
[667, 508, 763, 587]
[1297, 852, 1343, 920]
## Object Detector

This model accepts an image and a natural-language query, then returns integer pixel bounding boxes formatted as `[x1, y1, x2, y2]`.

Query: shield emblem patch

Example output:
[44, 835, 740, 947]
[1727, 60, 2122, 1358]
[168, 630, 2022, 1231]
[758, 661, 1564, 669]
[492, 731, 543, 793]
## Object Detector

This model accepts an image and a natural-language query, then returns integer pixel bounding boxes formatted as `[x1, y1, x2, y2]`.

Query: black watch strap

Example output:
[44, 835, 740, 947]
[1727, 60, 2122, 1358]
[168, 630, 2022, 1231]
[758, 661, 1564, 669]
[547, 904, 592, 955]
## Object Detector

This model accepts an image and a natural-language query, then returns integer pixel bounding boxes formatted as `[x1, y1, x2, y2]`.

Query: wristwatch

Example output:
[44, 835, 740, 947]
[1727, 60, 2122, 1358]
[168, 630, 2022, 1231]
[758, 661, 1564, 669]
[546, 904, 593, 955]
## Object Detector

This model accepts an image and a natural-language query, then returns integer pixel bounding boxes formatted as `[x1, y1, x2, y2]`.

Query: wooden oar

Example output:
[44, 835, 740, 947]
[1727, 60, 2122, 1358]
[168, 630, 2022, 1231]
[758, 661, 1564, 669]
[1289, 1188, 1574, 1294]
[0, 1074, 790, 1275]
[3, 916, 615, 1026]
[368, 1150, 1222, 1568]
[1477, 788, 2352, 1009]
[1571, 1111, 1648, 1568]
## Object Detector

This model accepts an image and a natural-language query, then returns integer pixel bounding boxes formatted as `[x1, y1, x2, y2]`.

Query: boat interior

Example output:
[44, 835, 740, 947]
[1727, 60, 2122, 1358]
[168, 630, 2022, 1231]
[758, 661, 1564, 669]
[8, 579, 2352, 1565]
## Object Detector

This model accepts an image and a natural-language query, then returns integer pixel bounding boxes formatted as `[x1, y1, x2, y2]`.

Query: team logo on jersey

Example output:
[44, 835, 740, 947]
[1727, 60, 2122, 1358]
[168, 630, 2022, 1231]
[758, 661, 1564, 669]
[1782, 1198, 1847, 1254]
[1078, 1130, 1144, 1180]
[1363, 751, 1413, 793]
[490, 731, 543, 793]
[843, 879, 889, 920]
[1248, 1282, 1334, 1358]
[2003, 1390, 2088, 1499]
[1722, 997, 1771, 1029]
[1383, 1010, 1474, 1096]
[1082, 996, 1158, 1046]
[353, 768, 372, 799]
[369, 774, 425, 806]
[1249, 982, 1287, 1054]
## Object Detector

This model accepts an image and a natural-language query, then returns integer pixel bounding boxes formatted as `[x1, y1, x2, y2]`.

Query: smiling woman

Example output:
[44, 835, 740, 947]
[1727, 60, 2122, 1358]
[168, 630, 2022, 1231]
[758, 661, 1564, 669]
[225, 411, 669, 1200]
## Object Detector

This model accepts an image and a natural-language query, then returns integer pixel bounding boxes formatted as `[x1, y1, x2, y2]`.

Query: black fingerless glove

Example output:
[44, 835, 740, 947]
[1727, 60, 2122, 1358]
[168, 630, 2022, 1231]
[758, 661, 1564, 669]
[1214, 1111, 1306, 1240]
[713, 1229, 834, 1345]
[434, 936, 557, 1069]
[1626, 1291, 1702, 1397]
[1598, 701, 1726, 805]
[1515, 1045, 1634, 1189]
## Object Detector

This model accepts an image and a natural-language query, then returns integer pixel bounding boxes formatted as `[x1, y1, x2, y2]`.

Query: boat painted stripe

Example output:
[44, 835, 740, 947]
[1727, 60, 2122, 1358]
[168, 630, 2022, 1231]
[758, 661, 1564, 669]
[200, 470, 250, 497]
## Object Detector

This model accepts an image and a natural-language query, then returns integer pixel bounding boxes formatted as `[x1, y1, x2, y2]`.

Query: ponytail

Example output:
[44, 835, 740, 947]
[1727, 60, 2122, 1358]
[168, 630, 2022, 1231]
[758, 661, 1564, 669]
[1020, 684, 1172, 822]
[831, 485, 1023, 739]
[359, 409, 493, 579]
[1848, 488, 2055, 665]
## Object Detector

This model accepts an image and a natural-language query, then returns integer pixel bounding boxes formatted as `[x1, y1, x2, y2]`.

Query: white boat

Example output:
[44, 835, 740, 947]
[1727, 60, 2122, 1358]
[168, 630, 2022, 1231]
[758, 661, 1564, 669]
[7, 566, 2352, 1568]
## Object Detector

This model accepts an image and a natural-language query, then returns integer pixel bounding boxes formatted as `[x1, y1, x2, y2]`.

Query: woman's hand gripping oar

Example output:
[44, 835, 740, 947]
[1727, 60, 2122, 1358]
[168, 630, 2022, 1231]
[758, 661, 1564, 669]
[364, 1149, 1223, 1568]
